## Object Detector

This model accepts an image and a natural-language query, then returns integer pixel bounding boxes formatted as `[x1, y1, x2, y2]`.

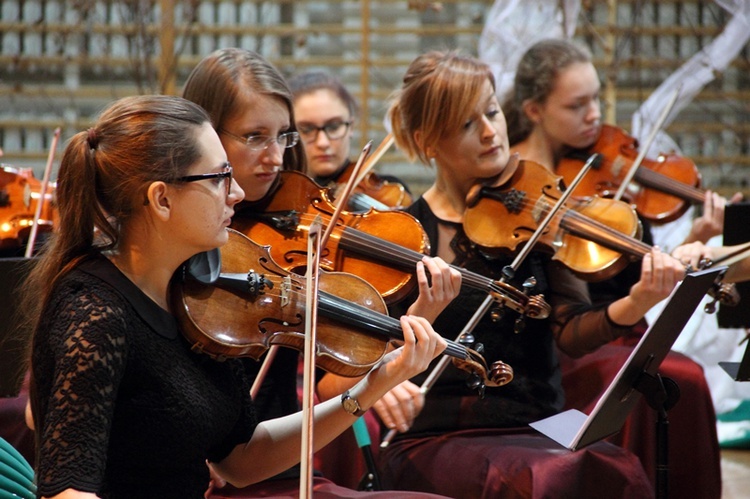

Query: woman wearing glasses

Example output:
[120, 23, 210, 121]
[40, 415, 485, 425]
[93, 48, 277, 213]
[182, 48, 459, 497]
[289, 70, 412, 211]
[23, 94, 447, 498]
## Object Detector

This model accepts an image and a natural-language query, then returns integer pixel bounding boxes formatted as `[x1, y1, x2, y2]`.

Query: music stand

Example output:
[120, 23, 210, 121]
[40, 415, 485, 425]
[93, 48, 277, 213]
[530, 267, 723, 497]
[719, 343, 750, 382]
[718, 202, 750, 328]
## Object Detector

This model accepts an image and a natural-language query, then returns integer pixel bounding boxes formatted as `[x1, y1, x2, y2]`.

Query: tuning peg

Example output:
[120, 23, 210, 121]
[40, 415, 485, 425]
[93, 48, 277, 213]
[704, 298, 718, 314]
[458, 332, 475, 347]
[522, 276, 537, 293]
[465, 373, 485, 398]
[489, 306, 505, 322]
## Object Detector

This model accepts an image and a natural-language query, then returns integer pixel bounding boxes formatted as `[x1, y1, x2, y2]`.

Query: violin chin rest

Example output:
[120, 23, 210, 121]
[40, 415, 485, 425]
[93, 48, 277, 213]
[465, 153, 521, 208]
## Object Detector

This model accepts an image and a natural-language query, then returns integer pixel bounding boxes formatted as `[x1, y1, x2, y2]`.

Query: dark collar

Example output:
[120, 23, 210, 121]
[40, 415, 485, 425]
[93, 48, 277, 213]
[77, 256, 179, 339]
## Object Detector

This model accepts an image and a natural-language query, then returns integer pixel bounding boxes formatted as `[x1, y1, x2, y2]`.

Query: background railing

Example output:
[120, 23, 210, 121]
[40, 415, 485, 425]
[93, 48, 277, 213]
[1, 0, 748, 195]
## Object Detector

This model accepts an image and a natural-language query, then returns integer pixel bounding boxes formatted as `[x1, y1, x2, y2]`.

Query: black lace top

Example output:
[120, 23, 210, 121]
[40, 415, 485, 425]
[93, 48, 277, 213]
[31, 256, 257, 498]
[388, 197, 632, 436]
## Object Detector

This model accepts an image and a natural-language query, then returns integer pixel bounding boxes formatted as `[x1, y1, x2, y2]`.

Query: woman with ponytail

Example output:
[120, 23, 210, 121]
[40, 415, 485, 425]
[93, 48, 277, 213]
[24, 94, 447, 499]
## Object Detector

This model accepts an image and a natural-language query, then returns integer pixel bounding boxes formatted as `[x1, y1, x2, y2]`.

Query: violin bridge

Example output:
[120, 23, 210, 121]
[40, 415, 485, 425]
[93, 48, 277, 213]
[280, 275, 291, 307]
[532, 197, 549, 223]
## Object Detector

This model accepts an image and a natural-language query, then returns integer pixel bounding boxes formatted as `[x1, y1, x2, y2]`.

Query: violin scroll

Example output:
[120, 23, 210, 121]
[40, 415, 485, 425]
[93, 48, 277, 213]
[453, 350, 514, 399]
[690, 259, 741, 313]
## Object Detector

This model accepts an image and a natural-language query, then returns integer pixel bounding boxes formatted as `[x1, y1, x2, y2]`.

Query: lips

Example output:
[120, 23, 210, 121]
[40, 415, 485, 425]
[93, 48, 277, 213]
[481, 145, 501, 157]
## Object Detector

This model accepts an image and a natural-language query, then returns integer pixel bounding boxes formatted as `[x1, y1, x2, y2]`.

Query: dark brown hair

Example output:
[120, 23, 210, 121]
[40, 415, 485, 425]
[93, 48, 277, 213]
[504, 38, 592, 146]
[288, 70, 359, 120]
[22, 95, 210, 337]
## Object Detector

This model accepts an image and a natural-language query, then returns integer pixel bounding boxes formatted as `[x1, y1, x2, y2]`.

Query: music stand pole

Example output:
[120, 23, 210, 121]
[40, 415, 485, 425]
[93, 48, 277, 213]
[633, 371, 681, 499]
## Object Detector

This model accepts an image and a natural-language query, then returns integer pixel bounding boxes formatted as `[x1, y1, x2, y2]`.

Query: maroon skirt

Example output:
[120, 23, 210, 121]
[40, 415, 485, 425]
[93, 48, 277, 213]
[377, 427, 654, 499]
[208, 476, 451, 498]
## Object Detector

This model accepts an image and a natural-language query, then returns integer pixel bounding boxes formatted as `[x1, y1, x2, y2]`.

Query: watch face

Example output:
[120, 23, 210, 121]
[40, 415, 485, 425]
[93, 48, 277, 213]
[343, 397, 358, 413]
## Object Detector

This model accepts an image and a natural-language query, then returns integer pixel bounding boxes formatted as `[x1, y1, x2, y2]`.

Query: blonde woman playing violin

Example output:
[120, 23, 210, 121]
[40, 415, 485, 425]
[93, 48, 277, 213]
[373, 49, 671, 499]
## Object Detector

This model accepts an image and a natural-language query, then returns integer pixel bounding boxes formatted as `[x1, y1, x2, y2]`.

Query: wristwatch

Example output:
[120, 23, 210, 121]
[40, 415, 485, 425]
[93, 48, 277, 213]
[341, 390, 366, 417]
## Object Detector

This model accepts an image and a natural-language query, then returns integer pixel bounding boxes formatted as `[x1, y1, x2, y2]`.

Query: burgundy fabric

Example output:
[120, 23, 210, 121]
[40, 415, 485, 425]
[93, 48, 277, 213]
[314, 411, 383, 490]
[315, 340, 720, 499]
[377, 428, 654, 499]
[0, 373, 34, 466]
[208, 476, 449, 498]
[559, 342, 721, 499]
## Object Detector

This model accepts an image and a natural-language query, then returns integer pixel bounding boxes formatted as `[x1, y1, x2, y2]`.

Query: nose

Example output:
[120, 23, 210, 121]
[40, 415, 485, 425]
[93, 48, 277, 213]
[480, 115, 498, 141]
[586, 100, 601, 124]
[261, 140, 284, 166]
[228, 178, 245, 204]
[313, 129, 332, 148]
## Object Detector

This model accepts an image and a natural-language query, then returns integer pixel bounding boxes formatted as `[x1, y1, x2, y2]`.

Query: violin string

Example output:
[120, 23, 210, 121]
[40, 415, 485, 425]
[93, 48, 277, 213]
[212, 272, 468, 359]
[563, 208, 652, 257]
[480, 191, 652, 260]
[634, 166, 705, 203]
[293, 213, 519, 301]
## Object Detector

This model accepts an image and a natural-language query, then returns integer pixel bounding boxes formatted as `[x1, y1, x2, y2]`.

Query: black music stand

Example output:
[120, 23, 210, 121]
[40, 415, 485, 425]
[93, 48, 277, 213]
[0, 258, 33, 397]
[719, 343, 750, 382]
[530, 267, 723, 499]
[718, 202, 750, 328]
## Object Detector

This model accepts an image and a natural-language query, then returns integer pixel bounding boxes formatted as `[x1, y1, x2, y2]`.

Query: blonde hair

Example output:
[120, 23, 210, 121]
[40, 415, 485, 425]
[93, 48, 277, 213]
[388, 50, 495, 165]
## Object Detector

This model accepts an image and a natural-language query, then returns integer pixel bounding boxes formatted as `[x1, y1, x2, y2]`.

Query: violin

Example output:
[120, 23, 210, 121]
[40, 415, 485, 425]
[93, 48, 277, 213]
[0, 165, 57, 250]
[556, 124, 703, 224]
[463, 159, 740, 308]
[234, 170, 550, 319]
[465, 158, 644, 282]
[170, 228, 514, 390]
[329, 160, 413, 212]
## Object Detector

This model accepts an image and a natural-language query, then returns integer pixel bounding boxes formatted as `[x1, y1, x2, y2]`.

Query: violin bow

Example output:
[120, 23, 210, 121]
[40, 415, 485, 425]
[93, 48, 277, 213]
[707, 241, 750, 269]
[381, 152, 601, 448]
[352, 133, 394, 187]
[25, 127, 60, 258]
[300, 215, 323, 499]
[613, 86, 681, 202]
[322, 141, 373, 246]
[250, 143, 373, 400]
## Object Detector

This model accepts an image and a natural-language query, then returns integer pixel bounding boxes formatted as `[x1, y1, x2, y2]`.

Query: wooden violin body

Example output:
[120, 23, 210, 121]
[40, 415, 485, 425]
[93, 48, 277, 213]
[234, 171, 550, 320]
[171, 228, 514, 388]
[0, 165, 57, 250]
[464, 159, 646, 282]
[331, 160, 413, 210]
[234, 170, 429, 304]
[556, 124, 703, 224]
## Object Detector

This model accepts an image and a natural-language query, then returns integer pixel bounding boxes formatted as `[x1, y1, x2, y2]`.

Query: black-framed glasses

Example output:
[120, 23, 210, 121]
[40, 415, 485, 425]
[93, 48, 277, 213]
[177, 162, 233, 196]
[297, 120, 352, 143]
[220, 129, 299, 151]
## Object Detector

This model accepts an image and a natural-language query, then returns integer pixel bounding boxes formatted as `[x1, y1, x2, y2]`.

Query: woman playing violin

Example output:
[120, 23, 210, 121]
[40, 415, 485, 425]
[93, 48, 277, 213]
[289, 70, 412, 211]
[375, 49, 674, 498]
[504, 38, 721, 498]
[22, 95, 447, 499]
[506, 38, 739, 246]
[182, 48, 461, 496]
